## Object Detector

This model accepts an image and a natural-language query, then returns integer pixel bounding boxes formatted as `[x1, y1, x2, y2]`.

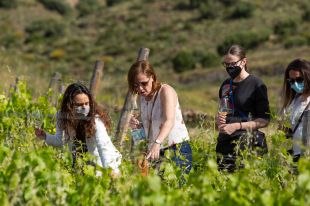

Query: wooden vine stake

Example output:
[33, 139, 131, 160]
[14, 77, 20, 93]
[89, 60, 104, 99]
[115, 48, 150, 148]
[8, 77, 20, 99]
[48, 72, 62, 106]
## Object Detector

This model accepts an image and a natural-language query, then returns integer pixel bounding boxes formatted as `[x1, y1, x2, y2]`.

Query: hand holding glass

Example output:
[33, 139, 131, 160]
[218, 96, 232, 127]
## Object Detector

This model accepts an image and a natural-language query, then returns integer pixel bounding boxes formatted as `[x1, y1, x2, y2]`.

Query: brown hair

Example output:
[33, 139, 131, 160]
[282, 59, 310, 110]
[59, 83, 111, 140]
[225, 44, 248, 71]
[127, 60, 161, 95]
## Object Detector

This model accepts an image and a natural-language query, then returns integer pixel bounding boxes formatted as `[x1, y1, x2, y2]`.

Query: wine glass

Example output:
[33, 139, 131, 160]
[33, 110, 44, 129]
[218, 96, 233, 115]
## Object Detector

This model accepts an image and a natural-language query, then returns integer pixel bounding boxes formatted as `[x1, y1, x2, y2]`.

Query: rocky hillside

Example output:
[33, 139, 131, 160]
[0, 0, 309, 115]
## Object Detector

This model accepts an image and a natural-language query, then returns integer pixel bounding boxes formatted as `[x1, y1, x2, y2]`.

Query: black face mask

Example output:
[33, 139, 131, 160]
[226, 66, 242, 79]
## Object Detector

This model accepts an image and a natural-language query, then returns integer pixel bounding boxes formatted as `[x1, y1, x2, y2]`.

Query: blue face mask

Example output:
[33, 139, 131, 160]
[291, 82, 304, 94]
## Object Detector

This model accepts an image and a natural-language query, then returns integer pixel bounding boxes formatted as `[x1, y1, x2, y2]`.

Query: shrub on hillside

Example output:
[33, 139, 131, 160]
[76, 0, 101, 17]
[217, 30, 270, 55]
[273, 19, 298, 37]
[284, 36, 308, 48]
[304, 11, 310, 21]
[187, 0, 235, 10]
[201, 53, 220, 68]
[0, 0, 17, 8]
[38, 0, 72, 16]
[191, 50, 206, 63]
[49, 49, 65, 59]
[0, 33, 23, 48]
[25, 19, 66, 43]
[228, 2, 255, 19]
[218, 0, 235, 6]
[97, 29, 127, 55]
[186, 0, 236, 10]
[188, 0, 208, 9]
[199, 1, 222, 19]
[303, 6, 310, 21]
[307, 34, 310, 45]
[192, 50, 219, 68]
[172, 51, 196, 73]
[106, 0, 128, 7]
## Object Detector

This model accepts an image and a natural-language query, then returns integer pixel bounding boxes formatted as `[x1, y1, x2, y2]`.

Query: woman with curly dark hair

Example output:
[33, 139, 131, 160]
[35, 83, 121, 176]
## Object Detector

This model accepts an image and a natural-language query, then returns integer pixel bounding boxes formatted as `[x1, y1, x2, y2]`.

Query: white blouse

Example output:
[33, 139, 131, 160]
[45, 114, 122, 174]
[287, 95, 310, 155]
[140, 84, 190, 148]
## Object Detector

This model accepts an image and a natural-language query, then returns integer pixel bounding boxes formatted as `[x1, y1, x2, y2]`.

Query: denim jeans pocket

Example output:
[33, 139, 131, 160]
[173, 142, 192, 164]
[179, 141, 192, 156]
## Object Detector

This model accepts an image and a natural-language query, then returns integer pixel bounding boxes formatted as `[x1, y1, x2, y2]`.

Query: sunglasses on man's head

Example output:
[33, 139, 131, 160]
[287, 77, 304, 84]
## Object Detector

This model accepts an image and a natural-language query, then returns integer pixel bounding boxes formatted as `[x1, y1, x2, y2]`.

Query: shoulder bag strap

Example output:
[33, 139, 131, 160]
[292, 100, 310, 134]
[146, 89, 160, 140]
[229, 79, 235, 114]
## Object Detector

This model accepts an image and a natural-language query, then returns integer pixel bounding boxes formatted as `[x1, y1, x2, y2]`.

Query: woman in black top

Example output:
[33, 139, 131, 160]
[216, 45, 270, 172]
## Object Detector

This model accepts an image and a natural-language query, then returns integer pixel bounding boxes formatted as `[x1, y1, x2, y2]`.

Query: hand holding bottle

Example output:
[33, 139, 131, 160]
[130, 94, 146, 143]
[35, 128, 46, 140]
[129, 115, 141, 129]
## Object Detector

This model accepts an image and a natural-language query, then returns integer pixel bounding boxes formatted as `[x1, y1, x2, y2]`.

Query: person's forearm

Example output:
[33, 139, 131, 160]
[45, 116, 65, 147]
[240, 118, 269, 130]
[45, 129, 64, 147]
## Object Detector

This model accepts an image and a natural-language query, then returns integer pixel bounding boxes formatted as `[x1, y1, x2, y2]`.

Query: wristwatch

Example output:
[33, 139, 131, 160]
[154, 139, 162, 145]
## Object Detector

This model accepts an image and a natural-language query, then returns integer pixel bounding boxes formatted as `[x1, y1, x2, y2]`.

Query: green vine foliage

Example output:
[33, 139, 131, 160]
[1, 81, 310, 205]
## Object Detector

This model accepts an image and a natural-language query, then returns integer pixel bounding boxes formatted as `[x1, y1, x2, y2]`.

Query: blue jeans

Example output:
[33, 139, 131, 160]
[161, 141, 193, 174]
